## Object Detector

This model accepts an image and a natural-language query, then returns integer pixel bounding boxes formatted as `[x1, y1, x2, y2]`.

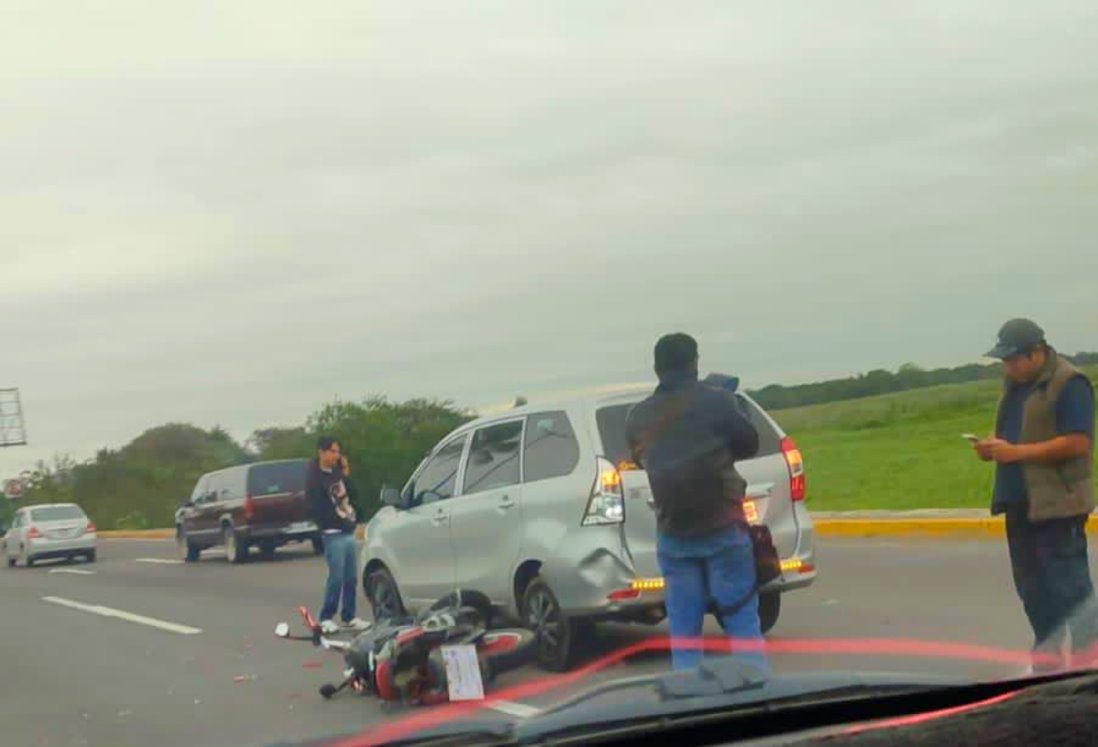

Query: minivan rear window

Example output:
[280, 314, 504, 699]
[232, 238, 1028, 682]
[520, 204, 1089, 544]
[596, 395, 783, 465]
[247, 460, 307, 497]
[30, 505, 85, 522]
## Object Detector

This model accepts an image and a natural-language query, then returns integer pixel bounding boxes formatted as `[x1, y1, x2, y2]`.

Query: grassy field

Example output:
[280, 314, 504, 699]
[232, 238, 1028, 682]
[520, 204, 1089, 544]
[774, 367, 1098, 511]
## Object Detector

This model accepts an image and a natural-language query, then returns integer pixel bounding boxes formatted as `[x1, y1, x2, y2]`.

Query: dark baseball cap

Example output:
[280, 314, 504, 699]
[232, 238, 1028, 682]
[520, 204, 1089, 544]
[985, 318, 1046, 359]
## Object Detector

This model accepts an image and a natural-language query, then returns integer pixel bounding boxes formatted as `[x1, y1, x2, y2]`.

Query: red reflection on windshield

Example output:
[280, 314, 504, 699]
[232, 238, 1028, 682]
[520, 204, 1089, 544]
[335, 636, 1061, 747]
[843, 689, 1022, 734]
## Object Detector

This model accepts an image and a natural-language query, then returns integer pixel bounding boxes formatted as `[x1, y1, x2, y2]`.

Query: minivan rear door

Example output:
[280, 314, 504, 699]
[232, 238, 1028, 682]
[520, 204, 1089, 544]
[593, 392, 799, 579]
[594, 397, 661, 579]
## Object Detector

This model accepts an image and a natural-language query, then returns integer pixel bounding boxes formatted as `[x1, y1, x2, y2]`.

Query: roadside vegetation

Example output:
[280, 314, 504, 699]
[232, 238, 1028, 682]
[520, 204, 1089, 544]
[5, 358, 1096, 528]
[778, 366, 1098, 511]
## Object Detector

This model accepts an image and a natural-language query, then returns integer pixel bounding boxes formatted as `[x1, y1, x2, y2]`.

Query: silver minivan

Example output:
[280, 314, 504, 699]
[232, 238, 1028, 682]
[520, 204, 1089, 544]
[361, 384, 816, 670]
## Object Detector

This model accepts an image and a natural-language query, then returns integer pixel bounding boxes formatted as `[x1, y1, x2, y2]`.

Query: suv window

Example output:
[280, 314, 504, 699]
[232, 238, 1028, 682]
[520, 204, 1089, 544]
[407, 435, 467, 506]
[206, 471, 232, 502]
[248, 461, 307, 497]
[595, 395, 783, 466]
[524, 411, 580, 482]
[463, 420, 523, 495]
[190, 476, 209, 503]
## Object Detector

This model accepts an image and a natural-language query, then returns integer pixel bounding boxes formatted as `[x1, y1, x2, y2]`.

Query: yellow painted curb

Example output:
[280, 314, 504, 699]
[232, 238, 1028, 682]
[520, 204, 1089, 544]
[94, 519, 1098, 541]
[815, 516, 1098, 539]
[99, 529, 175, 539]
[97, 527, 364, 540]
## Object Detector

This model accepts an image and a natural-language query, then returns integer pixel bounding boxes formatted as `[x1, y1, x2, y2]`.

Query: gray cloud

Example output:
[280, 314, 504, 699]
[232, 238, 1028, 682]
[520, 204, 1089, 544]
[3, 0, 1097, 474]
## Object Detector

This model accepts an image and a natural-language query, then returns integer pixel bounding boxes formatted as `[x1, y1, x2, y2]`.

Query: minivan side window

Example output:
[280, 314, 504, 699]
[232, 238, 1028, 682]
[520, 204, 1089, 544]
[407, 435, 467, 507]
[463, 420, 523, 495]
[523, 411, 580, 483]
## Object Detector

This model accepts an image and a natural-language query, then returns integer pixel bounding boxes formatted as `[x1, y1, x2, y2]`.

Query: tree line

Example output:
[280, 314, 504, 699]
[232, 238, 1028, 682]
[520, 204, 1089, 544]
[6, 350, 1096, 530]
[4, 398, 470, 531]
[748, 351, 1098, 411]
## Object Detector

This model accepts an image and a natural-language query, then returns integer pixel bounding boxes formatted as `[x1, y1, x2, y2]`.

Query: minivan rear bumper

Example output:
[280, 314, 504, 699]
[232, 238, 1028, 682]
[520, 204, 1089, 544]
[540, 530, 817, 621]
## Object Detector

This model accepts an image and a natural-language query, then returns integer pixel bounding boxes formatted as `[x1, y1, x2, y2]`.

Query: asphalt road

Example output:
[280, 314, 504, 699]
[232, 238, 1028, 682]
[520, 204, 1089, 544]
[1, 535, 1091, 747]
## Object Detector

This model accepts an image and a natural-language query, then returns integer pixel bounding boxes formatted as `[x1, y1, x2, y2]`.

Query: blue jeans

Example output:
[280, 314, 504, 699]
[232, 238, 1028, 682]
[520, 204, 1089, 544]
[658, 524, 768, 672]
[320, 532, 358, 622]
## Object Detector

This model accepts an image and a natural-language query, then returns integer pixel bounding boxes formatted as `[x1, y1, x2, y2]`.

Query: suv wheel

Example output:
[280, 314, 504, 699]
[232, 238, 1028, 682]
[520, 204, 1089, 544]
[223, 525, 247, 564]
[177, 527, 200, 563]
[365, 568, 405, 622]
[522, 577, 582, 672]
[759, 592, 781, 634]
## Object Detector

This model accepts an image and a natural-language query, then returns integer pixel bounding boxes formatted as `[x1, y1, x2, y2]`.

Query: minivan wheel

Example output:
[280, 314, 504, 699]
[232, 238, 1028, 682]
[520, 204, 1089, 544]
[759, 592, 781, 634]
[522, 577, 580, 672]
[223, 525, 247, 564]
[365, 568, 406, 622]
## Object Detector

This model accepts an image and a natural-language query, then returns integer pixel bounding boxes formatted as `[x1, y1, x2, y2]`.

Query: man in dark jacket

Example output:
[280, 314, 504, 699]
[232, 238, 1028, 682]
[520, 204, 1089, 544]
[626, 333, 766, 671]
[306, 436, 369, 634]
[974, 319, 1097, 672]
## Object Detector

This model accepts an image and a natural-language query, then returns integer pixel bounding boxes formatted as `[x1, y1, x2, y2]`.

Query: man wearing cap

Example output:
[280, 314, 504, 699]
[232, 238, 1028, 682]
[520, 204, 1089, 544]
[975, 319, 1097, 671]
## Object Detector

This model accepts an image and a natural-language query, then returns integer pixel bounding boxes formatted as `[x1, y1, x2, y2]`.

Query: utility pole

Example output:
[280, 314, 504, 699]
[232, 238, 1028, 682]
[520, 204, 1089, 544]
[0, 388, 27, 448]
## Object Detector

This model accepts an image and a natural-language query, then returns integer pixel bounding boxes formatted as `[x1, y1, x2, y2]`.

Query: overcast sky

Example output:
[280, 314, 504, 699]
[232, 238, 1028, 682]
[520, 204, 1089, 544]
[2, 1, 1097, 475]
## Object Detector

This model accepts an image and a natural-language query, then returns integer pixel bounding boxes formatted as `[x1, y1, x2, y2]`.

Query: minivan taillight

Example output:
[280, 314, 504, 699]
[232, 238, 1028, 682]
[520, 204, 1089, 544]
[244, 495, 256, 520]
[582, 457, 625, 526]
[781, 437, 806, 502]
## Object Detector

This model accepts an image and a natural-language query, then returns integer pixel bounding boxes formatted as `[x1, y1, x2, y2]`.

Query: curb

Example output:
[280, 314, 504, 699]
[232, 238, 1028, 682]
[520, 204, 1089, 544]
[99, 529, 176, 539]
[95, 519, 1098, 541]
[98, 526, 368, 540]
[813, 516, 1098, 539]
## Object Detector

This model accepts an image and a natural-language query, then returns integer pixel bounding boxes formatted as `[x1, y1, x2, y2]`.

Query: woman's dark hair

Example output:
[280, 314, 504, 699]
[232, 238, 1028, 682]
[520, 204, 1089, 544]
[316, 435, 340, 452]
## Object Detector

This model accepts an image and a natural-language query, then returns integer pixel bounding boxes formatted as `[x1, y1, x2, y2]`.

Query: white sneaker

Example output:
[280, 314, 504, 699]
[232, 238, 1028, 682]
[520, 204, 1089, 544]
[342, 617, 372, 631]
[320, 619, 341, 635]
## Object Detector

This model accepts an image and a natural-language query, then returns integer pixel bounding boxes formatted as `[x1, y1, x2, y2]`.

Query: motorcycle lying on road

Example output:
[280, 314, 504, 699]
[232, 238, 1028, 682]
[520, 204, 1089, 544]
[275, 590, 536, 705]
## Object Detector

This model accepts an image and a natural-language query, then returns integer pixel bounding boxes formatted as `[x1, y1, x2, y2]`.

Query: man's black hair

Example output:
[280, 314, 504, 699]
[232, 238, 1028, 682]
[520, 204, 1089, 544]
[654, 333, 699, 375]
[316, 435, 339, 452]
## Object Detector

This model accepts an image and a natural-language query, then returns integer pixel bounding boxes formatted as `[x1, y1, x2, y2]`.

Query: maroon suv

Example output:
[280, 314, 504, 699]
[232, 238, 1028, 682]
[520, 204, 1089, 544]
[176, 459, 322, 563]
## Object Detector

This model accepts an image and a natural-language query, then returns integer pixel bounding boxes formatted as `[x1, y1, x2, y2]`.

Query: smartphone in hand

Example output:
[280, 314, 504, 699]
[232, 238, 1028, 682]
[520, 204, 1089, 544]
[961, 433, 980, 444]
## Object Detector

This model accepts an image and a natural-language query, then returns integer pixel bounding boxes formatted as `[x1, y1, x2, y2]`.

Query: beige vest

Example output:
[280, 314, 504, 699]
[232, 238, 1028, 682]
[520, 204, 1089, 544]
[998, 351, 1095, 521]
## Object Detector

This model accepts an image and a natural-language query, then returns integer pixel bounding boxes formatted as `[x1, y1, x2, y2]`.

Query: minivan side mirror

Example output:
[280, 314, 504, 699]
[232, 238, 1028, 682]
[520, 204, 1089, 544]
[380, 487, 403, 508]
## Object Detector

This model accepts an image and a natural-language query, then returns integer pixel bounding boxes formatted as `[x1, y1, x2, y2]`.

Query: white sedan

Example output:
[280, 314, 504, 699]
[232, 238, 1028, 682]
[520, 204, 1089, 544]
[3, 503, 97, 568]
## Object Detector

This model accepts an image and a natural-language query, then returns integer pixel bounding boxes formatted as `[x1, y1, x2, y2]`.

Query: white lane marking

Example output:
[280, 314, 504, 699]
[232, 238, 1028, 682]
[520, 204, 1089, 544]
[42, 596, 202, 635]
[48, 568, 96, 575]
[486, 701, 540, 719]
[136, 558, 183, 565]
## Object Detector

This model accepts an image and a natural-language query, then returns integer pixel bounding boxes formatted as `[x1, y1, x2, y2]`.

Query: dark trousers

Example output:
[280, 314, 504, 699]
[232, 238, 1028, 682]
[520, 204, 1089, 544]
[1005, 510, 1098, 666]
